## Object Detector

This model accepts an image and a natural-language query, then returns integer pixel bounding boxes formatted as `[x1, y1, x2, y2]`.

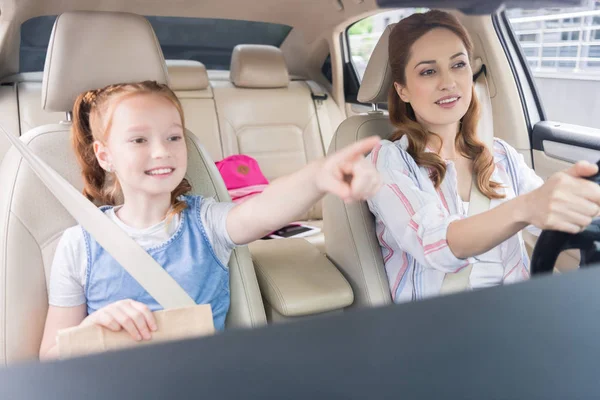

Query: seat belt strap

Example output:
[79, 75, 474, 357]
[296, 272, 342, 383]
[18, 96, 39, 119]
[440, 65, 494, 294]
[0, 126, 196, 309]
[306, 80, 334, 153]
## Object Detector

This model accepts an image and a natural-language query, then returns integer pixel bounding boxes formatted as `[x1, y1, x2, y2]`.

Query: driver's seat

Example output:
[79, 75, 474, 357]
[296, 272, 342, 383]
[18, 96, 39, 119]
[0, 11, 266, 365]
[324, 25, 396, 309]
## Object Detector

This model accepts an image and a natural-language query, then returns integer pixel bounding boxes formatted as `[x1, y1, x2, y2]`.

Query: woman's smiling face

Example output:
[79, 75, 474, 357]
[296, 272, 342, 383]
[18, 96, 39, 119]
[394, 27, 473, 133]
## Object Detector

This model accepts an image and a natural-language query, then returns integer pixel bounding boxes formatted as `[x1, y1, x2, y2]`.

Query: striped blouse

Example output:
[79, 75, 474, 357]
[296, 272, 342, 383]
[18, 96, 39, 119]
[366, 136, 544, 303]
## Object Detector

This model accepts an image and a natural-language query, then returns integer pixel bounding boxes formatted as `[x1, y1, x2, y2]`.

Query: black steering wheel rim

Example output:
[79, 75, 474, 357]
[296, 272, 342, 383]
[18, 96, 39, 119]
[530, 224, 600, 275]
[530, 159, 600, 275]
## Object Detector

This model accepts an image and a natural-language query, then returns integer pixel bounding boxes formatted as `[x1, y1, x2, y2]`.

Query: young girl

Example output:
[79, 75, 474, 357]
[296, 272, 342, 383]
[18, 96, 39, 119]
[367, 10, 600, 303]
[40, 81, 382, 360]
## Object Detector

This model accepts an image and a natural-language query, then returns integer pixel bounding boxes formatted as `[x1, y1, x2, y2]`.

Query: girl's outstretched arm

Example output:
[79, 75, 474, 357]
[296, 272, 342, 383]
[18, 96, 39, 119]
[226, 136, 382, 245]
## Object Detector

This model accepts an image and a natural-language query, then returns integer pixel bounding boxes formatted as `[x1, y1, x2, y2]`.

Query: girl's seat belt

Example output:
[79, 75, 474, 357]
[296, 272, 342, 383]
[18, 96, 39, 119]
[0, 125, 195, 309]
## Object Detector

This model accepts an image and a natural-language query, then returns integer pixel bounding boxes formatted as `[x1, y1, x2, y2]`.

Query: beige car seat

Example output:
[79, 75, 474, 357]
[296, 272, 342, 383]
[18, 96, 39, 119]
[324, 25, 396, 310]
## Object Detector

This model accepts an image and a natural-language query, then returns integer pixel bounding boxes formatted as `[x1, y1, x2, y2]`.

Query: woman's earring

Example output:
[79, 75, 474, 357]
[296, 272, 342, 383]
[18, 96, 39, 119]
[105, 166, 112, 173]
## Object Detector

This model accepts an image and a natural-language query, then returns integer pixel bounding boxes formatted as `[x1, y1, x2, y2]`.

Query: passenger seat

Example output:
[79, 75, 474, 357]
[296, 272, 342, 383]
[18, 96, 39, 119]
[324, 25, 395, 310]
[0, 11, 266, 365]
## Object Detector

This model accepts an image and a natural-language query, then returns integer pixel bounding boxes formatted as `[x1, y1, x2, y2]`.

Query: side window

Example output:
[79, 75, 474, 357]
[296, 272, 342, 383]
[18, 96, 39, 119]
[20, 16, 55, 73]
[507, 2, 600, 129]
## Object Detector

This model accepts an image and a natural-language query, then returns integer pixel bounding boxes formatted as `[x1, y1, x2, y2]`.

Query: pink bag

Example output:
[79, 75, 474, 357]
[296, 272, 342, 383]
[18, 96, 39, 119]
[215, 155, 269, 203]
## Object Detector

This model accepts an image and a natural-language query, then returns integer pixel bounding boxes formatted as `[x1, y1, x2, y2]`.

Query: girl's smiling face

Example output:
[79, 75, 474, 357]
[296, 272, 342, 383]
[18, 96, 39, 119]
[94, 93, 188, 200]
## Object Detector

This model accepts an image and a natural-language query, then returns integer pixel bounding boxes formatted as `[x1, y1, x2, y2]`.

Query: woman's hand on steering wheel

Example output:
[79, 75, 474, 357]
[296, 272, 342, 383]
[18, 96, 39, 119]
[522, 161, 600, 234]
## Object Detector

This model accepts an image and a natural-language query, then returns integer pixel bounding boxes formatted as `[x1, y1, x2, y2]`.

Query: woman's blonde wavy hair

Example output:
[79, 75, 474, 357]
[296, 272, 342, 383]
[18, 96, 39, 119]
[71, 80, 192, 219]
[388, 10, 503, 199]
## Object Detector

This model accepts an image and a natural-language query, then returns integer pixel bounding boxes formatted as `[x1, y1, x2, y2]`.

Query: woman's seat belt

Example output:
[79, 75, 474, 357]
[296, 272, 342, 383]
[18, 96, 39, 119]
[440, 66, 495, 294]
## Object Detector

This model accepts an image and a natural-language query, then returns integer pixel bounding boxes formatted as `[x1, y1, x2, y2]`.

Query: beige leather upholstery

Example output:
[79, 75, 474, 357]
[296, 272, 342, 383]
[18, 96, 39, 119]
[357, 24, 395, 105]
[1, 72, 65, 132]
[325, 25, 396, 309]
[42, 11, 169, 112]
[0, 11, 266, 365]
[213, 78, 325, 218]
[248, 239, 353, 319]
[166, 60, 223, 162]
[19, 82, 65, 131]
[230, 45, 289, 89]
[324, 116, 394, 309]
[208, 70, 231, 81]
[166, 60, 210, 91]
[0, 85, 20, 164]
[0, 73, 63, 166]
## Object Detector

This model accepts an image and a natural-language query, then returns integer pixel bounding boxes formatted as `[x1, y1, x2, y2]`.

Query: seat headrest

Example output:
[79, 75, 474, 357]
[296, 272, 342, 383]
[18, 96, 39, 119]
[357, 24, 395, 104]
[166, 60, 210, 91]
[41, 11, 169, 112]
[230, 45, 289, 89]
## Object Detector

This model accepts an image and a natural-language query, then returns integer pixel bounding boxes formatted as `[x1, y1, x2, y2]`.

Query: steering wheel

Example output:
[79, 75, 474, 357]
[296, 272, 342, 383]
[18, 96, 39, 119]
[530, 160, 600, 275]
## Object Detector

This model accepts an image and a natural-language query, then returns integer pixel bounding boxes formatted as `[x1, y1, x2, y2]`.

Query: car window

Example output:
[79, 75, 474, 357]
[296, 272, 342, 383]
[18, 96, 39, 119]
[346, 8, 428, 81]
[19, 16, 292, 73]
[507, 1, 600, 128]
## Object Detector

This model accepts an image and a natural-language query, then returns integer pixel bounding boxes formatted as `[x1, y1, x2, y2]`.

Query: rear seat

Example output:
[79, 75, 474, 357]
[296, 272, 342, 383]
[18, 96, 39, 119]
[0, 48, 341, 251]
[213, 45, 341, 248]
